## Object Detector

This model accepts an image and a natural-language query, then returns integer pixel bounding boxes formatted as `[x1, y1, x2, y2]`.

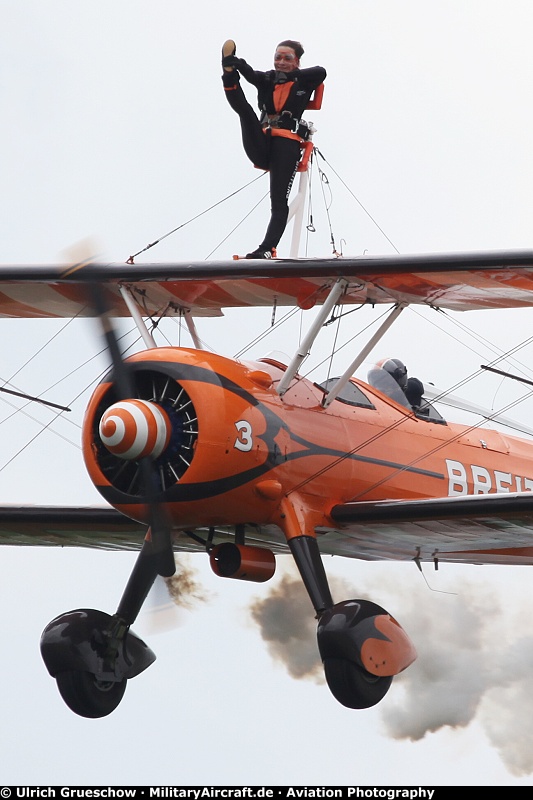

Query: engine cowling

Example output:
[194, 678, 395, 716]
[83, 361, 198, 503]
[81, 348, 288, 529]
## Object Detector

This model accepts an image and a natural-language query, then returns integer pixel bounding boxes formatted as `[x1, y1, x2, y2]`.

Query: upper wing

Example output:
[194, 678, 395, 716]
[3, 250, 533, 317]
[5, 494, 533, 567]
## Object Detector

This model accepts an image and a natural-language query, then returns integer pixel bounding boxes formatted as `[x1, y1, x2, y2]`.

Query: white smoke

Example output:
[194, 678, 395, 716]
[480, 652, 533, 777]
[380, 578, 533, 777]
[249, 564, 533, 777]
[379, 581, 499, 738]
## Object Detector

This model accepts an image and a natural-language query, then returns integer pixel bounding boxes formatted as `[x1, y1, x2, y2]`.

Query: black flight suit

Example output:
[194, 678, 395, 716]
[223, 58, 326, 255]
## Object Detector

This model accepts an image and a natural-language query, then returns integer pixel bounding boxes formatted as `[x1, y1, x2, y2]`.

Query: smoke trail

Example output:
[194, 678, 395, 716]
[379, 581, 500, 738]
[379, 580, 533, 777]
[249, 570, 357, 683]
[249, 573, 326, 682]
[248, 566, 533, 776]
[164, 556, 209, 609]
[141, 556, 208, 634]
[479, 637, 533, 777]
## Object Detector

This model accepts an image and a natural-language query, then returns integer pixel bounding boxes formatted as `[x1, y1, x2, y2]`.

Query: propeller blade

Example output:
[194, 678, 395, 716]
[88, 279, 176, 578]
[139, 575, 182, 636]
[88, 281, 136, 400]
[140, 459, 176, 578]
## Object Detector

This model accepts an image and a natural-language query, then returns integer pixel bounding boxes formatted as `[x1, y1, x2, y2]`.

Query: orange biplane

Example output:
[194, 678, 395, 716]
[2, 251, 533, 717]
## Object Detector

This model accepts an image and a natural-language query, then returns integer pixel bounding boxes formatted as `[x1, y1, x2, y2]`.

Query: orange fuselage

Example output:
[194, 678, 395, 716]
[82, 348, 533, 538]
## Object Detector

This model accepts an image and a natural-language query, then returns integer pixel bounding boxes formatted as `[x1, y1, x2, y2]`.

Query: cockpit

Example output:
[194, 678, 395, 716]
[259, 351, 446, 423]
[367, 358, 446, 424]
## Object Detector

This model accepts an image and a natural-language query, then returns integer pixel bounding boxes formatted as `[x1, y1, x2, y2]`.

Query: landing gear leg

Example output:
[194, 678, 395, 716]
[115, 534, 166, 624]
[281, 503, 415, 710]
[287, 534, 333, 614]
[41, 532, 170, 718]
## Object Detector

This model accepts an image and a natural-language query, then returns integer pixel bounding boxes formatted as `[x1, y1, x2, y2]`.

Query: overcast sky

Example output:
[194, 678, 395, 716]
[2, 0, 533, 787]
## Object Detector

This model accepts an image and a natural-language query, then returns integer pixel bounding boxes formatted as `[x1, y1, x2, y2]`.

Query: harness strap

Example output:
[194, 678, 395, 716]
[262, 111, 312, 141]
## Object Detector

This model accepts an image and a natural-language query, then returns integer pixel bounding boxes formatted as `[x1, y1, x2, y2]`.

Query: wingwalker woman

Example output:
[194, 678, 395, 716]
[221, 39, 326, 259]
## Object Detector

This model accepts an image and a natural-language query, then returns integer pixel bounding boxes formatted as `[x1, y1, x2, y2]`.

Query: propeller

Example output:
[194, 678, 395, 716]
[138, 575, 182, 636]
[88, 279, 176, 584]
[40, 250, 190, 716]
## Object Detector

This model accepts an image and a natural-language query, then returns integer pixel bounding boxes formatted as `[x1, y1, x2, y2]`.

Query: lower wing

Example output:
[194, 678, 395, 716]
[3, 493, 533, 566]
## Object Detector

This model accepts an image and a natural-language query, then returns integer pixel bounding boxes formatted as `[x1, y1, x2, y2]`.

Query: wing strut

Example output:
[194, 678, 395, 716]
[277, 278, 348, 396]
[119, 287, 157, 349]
[322, 302, 407, 407]
[183, 309, 203, 350]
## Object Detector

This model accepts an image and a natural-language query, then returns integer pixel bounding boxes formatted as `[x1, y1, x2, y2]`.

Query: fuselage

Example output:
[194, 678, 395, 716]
[82, 347, 533, 534]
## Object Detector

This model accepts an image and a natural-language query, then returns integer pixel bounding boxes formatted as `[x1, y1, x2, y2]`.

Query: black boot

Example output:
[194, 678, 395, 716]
[222, 39, 237, 71]
[245, 247, 276, 259]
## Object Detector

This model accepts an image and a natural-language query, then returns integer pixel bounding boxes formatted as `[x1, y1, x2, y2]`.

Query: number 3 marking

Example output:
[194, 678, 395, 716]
[234, 420, 253, 452]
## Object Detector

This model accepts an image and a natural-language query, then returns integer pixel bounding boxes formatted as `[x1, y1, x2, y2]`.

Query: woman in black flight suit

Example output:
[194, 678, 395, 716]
[222, 39, 326, 259]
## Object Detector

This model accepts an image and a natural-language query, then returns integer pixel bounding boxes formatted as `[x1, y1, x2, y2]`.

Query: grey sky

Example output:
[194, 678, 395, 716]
[1, 0, 533, 786]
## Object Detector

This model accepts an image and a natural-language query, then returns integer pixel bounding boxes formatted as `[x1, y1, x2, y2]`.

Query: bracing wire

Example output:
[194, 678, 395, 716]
[0, 327, 147, 470]
[422, 306, 533, 381]
[288, 329, 533, 497]
[314, 156, 339, 256]
[1, 311, 85, 397]
[205, 189, 270, 259]
[314, 147, 401, 254]
[300, 305, 393, 381]
[326, 311, 342, 382]
[0, 326, 139, 446]
[127, 172, 267, 262]
[233, 305, 302, 359]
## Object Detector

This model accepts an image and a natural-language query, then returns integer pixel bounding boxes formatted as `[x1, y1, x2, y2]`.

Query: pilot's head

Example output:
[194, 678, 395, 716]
[380, 358, 408, 391]
[405, 376, 424, 406]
